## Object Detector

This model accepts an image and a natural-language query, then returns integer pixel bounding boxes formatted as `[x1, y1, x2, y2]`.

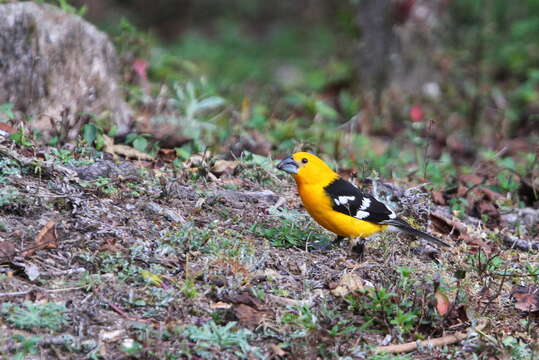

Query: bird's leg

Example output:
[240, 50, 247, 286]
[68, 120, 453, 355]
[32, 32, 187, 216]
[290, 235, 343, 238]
[350, 237, 365, 261]
[334, 235, 345, 246]
[310, 235, 346, 251]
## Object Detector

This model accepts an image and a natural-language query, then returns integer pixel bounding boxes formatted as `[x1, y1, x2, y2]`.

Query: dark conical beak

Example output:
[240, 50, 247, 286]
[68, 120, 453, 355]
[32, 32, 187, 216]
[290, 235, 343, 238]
[276, 156, 299, 174]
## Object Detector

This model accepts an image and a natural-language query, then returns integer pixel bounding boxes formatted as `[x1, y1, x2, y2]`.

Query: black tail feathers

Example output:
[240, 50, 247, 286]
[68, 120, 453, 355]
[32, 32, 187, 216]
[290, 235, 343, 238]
[381, 218, 451, 248]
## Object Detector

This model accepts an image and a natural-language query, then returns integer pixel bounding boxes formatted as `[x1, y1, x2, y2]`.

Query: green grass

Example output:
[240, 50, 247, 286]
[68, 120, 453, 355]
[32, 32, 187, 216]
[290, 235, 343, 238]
[1, 302, 68, 331]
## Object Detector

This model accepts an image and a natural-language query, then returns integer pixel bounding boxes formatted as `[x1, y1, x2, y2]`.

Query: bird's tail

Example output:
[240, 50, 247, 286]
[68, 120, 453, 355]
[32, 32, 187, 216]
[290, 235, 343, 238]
[381, 218, 451, 248]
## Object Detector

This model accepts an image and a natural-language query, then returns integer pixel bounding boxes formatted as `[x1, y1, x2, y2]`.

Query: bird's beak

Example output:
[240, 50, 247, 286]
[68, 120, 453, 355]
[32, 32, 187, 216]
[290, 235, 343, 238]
[276, 156, 299, 174]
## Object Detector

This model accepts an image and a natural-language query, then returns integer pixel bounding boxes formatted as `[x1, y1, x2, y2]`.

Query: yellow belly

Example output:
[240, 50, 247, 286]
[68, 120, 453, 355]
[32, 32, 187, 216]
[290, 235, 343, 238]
[298, 184, 387, 238]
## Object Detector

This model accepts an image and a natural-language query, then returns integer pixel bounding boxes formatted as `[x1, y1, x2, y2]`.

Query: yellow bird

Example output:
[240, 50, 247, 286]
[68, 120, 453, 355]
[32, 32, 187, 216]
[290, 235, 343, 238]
[277, 152, 450, 256]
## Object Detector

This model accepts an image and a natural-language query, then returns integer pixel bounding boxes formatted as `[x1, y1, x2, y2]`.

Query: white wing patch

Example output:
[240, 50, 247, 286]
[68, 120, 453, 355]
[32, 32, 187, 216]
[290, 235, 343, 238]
[355, 210, 370, 219]
[334, 195, 355, 206]
[360, 197, 371, 210]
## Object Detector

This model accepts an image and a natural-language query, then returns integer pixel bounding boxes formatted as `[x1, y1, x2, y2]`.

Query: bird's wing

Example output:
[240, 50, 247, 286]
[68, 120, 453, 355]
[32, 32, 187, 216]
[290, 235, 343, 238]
[323, 178, 397, 224]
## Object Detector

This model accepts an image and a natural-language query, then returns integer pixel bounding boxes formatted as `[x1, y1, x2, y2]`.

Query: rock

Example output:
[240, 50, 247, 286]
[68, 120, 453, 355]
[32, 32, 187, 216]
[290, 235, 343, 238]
[73, 160, 139, 180]
[0, 2, 132, 141]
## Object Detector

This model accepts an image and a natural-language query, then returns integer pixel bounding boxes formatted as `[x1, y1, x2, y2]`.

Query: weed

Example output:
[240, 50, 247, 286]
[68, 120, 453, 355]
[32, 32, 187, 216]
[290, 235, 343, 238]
[1, 301, 68, 331]
[181, 277, 199, 299]
[185, 321, 261, 358]
[10, 128, 32, 147]
[0, 103, 15, 122]
[8, 334, 42, 360]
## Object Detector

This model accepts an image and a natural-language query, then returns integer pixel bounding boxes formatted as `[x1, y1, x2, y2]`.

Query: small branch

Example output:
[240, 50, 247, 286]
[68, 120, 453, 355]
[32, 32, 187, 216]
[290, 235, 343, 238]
[266, 294, 311, 307]
[0, 334, 75, 353]
[0, 289, 33, 298]
[375, 331, 468, 353]
[375, 323, 486, 354]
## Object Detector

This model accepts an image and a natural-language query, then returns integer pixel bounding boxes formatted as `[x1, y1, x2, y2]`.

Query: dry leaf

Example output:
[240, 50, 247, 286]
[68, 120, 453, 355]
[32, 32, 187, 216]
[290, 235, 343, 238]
[268, 343, 287, 357]
[158, 148, 176, 162]
[211, 160, 238, 176]
[431, 190, 446, 205]
[103, 135, 154, 160]
[23, 220, 57, 257]
[512, 286, 539, 313]
[210, 302, 232, 310]
[0, 240, 16, 262]
[435, 289, 450, 316]
[233, 304, 266, 329]
[331, 272, 363, 297]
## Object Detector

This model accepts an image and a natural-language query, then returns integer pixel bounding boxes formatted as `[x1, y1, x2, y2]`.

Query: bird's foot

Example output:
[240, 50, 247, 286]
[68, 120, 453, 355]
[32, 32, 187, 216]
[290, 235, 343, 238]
[309, 235, 345, 252]
[350, 238, 366, 261]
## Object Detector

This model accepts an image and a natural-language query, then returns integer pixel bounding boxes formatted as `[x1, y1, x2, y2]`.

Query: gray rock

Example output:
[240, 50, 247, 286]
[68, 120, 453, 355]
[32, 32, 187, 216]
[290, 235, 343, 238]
[0, 2, 132, 141]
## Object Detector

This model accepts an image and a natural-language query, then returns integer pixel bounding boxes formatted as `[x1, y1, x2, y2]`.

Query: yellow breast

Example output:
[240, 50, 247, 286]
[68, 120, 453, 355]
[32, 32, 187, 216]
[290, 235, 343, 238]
[298, 184, 387, 238]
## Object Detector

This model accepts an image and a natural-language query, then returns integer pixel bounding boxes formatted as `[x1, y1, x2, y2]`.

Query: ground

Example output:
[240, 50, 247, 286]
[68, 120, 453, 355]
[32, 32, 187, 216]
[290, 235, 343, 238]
[0, 139, 537, 359]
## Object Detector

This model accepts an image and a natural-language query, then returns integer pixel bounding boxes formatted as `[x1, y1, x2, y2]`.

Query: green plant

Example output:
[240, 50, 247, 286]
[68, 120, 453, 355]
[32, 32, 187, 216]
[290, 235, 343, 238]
[81, 120, 117, 150]
[125, 133, 152, 153]
[9, 334, 43, 360]
[185, 321, 260, 358]
[502, 336, 533, 360]
[181, 277, 199, 299]
[10, 128, 32, 147]
[1, 301, 68, 331]
[56, 0, 87, 16]
[0, 103, 15, 122]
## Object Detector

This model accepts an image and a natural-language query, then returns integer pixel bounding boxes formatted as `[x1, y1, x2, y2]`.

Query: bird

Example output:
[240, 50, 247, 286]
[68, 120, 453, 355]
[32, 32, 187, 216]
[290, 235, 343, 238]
[276, 152, 451, 257]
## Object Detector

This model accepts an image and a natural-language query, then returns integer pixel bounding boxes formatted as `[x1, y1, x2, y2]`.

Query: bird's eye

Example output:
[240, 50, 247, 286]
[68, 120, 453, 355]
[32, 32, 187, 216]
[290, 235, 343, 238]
[302, 158, 308, 164]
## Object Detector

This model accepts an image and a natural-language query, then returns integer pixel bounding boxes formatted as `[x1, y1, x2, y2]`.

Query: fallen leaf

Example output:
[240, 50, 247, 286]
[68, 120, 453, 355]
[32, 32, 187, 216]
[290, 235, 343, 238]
[512, 286, 539, 313]
[99, 329, 126, 343]
[331, 272, 363, 297]
[431, 190, 446, 205]
[103, 135, 154, 160]
[211, 160, 238, 176]
[23, 220, 57, 257]
[0, 122, 15, 136]
[459, 174, 483, 185]
[141, 270, 163, 286]
[233, 304, 266, 329]
[0, 240, 16, 262]
[226, 290, 265, 310]
[268, 343, 287, 357]
[210, 302, 232, 310]
[435, 289, 450, 316]
[158, 148, 176, 162]
[19, 261, 40, 281]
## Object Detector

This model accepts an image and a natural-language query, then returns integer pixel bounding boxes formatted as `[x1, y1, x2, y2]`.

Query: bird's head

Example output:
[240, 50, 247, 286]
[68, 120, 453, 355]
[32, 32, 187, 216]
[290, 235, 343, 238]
[276, 152, 338, 185]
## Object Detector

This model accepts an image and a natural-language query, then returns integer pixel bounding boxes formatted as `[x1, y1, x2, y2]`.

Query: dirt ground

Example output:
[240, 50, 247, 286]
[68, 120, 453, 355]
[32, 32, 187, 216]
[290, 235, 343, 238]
[0, 139, 537, 359]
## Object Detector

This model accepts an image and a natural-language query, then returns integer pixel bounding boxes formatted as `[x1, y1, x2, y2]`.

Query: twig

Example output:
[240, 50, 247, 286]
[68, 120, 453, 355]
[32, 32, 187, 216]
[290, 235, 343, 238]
[0, 289, 33, 298]
[0, 334, 75, 353]
[103, 299, 154, 324]
[375, 322, 486, 354]
[375, 331, 468, 353]
[266, 294, 310, 307]
[40, 268, 87, 277]
[0, 286, 83, 298]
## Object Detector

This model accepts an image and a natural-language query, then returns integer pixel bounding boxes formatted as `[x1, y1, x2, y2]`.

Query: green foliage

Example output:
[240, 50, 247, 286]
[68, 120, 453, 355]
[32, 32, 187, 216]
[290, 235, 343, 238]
[125, 133, 152, 153]
[9, 334, 43, 360]
[10, 128, 32, 147]
[56, 0, 87, 16]
[251, 215, 329, 248]
[1, 301, 68, 331]
[343, 268, 437, 340]
[185, 321, 260, 358]
[0, 103, 15, 122]
[502, 336, 534, 360]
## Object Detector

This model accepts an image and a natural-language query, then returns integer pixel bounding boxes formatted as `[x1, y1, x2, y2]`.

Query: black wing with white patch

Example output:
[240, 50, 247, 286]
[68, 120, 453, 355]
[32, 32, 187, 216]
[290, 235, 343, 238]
[323, 178, 396, 224]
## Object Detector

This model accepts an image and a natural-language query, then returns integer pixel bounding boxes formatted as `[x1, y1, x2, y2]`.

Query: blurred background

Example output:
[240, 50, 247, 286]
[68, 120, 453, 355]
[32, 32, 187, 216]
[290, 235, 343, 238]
[61, 0, 538, 179]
